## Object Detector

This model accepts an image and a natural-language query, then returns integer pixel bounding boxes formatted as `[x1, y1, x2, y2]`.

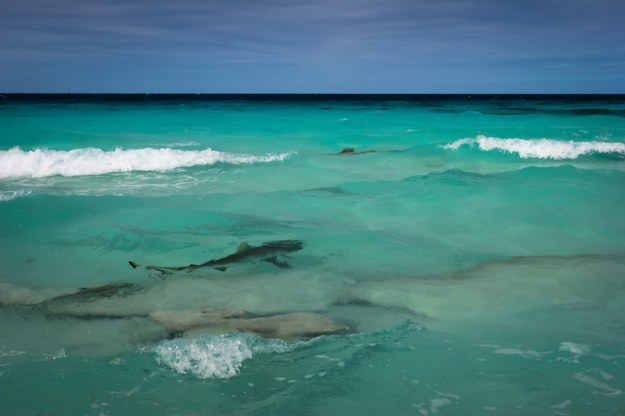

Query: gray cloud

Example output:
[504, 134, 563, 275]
[1, 0, 624, 92]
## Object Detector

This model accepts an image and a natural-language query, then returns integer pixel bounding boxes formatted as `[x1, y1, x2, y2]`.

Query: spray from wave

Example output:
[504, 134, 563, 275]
[0, 147, 293, 179]
[154, 333, 306, 379]
[155, 334, 253, 379]
[444, 135, 625, 159]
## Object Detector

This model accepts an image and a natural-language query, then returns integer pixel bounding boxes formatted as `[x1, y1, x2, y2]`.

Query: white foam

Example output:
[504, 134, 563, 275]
[443, 135, 625, 159]
[162, 141, 201, 148]
[154, 333, 305, 379]
[155, 334, 252, 379]
[0, 146, 293, 179]
[0, 190, 31, 201]
[493, 348, 551, 359]
[559, 341, 591, 357]
[574, 371, 622, 396]
[43, 348, 66, 361]
[430, 398, 451, 414]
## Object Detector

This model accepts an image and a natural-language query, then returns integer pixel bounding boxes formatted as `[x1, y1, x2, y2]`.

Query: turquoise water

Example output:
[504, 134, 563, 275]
[1, 94, 625, 415]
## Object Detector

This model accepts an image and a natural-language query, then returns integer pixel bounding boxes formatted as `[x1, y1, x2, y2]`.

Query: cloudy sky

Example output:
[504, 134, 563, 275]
[1, 0, 624, 93]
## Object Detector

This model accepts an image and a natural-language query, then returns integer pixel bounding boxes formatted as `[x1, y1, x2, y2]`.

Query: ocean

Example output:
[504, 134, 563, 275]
[1, 94, 624, 415]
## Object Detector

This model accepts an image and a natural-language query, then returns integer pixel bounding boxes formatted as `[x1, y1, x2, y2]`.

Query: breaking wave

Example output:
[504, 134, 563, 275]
[0, 146, 293, 179]
[154, 334, 306, 380]
[444, 135, 625, 159]
[155, 334, 253, 379]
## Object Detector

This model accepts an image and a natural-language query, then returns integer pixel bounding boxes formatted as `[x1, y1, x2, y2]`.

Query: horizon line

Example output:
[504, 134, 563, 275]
[2, 92, 625, 96]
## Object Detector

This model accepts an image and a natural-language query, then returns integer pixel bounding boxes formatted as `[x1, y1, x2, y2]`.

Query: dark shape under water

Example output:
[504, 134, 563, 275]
[332, 147, 377, 155]
[1, 281, 349, 340]
[45, 282, 140, 304]
[129, 239, 304, 274]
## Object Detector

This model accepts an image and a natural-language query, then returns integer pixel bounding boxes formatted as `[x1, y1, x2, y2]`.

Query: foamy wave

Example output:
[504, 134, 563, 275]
[154, 333, 313, 379]
[443, 135, 625, 159]
[155, 334, 253, 379]
[0, 146, 293, 179]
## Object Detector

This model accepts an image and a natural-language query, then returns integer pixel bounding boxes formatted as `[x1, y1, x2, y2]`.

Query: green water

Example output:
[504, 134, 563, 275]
[1, 95, 625, 415]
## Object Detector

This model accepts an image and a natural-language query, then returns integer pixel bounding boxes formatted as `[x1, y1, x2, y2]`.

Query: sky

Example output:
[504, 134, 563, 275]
[1, 0, 624, 93]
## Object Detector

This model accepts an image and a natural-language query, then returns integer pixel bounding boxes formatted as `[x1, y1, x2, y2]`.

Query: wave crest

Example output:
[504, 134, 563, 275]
[155, 334, 253, 379]
[154, 333, 306, 379]
[0, 146, 293, 179]
[443, 135, 625, 159]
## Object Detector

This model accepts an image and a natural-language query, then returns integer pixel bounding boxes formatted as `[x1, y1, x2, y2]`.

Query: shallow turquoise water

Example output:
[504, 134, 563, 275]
[1, 94, 625, 415]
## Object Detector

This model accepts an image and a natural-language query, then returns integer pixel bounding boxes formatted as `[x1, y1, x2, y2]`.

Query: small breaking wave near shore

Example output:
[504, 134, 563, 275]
[444, 135, 625, 159]
[153, 333, 307, 380]
[0, 147, 293, 179]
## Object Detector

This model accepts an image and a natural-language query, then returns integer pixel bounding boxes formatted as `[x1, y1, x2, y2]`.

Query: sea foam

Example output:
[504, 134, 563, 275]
[154, 334, 304, 379]
[0, 190, 31, 201]
[155, 334, 253, 379]
[444, 135, 625, 159]
[0, 146, 292, 179]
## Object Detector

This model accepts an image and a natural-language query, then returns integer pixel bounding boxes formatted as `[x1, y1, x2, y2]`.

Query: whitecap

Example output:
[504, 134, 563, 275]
[0, 146, 293, 179]
[153, 333, 309, 380]
[155, 334, 252, 379]
[443, 135, 625, 159]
